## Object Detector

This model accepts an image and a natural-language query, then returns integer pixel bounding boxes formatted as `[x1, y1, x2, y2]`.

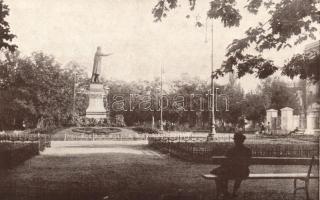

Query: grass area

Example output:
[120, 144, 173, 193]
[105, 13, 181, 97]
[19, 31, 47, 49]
[0, 139, 318, 200]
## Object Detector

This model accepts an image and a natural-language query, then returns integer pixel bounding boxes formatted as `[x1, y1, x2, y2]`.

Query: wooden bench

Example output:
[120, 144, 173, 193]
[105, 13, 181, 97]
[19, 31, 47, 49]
[202, 157, 319, 200]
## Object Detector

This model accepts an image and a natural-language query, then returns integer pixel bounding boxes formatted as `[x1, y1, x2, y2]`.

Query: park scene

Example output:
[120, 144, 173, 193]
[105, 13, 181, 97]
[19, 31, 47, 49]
[0, 0, 319, 200]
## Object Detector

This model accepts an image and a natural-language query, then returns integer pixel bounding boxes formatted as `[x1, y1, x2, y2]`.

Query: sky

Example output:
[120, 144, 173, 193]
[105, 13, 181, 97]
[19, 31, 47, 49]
[5, 0, 318, 92]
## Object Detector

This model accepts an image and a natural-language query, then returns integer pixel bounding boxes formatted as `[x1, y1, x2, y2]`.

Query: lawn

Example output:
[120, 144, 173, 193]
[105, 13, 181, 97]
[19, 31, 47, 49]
[0, 139, 318, 200]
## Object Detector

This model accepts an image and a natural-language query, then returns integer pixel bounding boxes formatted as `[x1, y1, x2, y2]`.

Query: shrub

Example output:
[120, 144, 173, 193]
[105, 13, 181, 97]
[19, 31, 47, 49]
[71, 127, 121, 135]
[75, 117, 111, 127]
[0, 142, 40, 169]
[132, 127, 159, 134]
[148, 137, 318, 159]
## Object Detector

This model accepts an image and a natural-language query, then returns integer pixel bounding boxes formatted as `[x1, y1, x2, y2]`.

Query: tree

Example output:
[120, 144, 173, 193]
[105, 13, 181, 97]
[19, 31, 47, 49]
[258, 77, 300, 112]
[169, 73, 209, 128]
[218, 74, 245, 126]
[63, 61, 90, 117]
[244, 93, 267, 126]
[152, 0, 320, 82]
[239, 77, 301, 128]
[0, 0, 17, 52]
[282, 49, 320, 83]
[0, 51, 81, 129]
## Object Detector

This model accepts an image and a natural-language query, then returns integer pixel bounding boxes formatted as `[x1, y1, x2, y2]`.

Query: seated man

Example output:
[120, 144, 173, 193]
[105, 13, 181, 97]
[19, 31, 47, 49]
[211, 133, 252, 198]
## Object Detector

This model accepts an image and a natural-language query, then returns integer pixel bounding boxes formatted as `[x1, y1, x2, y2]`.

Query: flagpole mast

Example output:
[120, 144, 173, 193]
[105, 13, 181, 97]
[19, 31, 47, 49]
[73, 74, 77, 118]
[160, 65, 164, 131]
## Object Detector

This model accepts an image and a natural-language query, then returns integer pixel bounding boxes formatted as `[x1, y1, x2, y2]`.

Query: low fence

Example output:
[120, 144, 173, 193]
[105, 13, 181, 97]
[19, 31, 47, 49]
[148, 137, 319, 162]
[51, 134, 146, 141]
[0, 133, 51, 149]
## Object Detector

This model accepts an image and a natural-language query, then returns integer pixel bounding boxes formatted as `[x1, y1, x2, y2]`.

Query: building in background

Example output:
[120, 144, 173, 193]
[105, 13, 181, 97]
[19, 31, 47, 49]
[294, 41, 320, 134]
[304, 41, 320, 134]
[267, 41, 319, 135]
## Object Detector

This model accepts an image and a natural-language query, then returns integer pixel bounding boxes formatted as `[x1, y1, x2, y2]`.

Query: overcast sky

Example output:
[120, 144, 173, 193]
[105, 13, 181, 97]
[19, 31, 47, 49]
[5, 0, 318, 92]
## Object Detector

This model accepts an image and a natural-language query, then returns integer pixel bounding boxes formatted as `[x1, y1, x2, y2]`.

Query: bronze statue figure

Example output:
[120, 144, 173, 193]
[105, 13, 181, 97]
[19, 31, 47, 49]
[91, 46, 112, 83]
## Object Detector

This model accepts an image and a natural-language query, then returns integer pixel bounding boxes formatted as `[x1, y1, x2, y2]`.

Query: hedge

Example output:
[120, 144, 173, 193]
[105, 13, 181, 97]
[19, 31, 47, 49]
[148, 137, 318, 162]
[0, 142, 39, 169]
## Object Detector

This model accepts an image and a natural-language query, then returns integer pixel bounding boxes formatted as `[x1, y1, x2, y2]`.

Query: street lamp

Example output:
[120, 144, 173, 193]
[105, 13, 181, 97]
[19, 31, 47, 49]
[147, 90, 155, 129]
[207, 19, 216, 141]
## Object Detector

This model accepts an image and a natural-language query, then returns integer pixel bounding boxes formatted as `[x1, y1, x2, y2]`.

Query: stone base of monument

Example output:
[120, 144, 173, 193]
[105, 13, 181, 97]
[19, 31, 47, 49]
[86, 84, 108, 119]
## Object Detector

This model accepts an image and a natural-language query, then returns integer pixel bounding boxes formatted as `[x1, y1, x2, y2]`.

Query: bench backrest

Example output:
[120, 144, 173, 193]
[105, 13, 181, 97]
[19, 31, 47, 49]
[307, 156, 315, 179]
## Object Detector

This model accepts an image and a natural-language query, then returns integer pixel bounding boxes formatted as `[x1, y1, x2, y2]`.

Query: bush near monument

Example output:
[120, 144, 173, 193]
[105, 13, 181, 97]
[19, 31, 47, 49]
[72, 127, 121, 135]
[132, 127, 160, 134]
[72, 117, 111, 127]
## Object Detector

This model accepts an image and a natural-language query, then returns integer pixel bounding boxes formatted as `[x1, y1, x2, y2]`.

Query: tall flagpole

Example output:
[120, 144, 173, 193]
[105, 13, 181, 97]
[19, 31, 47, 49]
[72, 74, 77, 118]
[160, 65, 164, 131]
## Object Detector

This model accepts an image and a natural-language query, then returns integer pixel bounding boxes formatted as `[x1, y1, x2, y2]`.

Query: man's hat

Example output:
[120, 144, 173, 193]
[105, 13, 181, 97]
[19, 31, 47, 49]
[233, 133, 246, 141]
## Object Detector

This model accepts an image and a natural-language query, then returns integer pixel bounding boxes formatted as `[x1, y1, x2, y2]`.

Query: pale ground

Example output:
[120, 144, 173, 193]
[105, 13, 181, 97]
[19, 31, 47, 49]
[0, 129, 318, 200]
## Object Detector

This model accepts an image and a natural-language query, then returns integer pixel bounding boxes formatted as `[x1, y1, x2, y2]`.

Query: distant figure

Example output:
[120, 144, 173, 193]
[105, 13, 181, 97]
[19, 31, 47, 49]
[288, 127, 299, 135]
[171, 122, 175, 131]
[235, 124, 244, 135]
[238, 116, 246, 131]
[266, 122, 271, 135]
[210, 133, 252, 198]
[91, 46, 112, 83]
[165, 121, 170, 132]
[259, 122, 265, 134]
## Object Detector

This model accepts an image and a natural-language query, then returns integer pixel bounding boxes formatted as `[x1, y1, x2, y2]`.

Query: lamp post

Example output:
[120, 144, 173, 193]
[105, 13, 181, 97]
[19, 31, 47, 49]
[160, 65, 164, 131]
[147, 90, 155, 129]
[207, 19, 216, 141]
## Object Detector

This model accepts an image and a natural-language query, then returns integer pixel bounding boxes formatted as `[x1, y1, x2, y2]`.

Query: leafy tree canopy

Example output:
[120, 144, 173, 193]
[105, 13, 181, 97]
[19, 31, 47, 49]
[0, 51, 87, 129]
[152, 0, 320, 82]
[257, 77, 300, 111]
[0, 0, 17, 52]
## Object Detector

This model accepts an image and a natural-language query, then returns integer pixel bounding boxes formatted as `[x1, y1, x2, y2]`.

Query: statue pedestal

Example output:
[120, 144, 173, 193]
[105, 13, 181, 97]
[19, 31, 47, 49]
[86, 84, 108, 119]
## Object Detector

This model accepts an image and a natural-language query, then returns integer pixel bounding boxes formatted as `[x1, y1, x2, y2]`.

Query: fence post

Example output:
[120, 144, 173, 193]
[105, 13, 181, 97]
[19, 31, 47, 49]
[37, 133, 41, 153]
[44, 134, 47, 147]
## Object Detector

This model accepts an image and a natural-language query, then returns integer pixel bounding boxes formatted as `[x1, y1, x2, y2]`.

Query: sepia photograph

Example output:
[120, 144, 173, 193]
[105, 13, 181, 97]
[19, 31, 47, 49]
[0, 0, 319, 199]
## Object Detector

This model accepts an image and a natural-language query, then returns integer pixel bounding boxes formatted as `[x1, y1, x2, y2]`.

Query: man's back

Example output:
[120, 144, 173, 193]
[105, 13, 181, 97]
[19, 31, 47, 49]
[224, 144, 252, 178]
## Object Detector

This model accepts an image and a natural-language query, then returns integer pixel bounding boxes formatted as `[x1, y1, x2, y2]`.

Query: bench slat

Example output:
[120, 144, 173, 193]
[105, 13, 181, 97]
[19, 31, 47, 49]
[202, 173, 319, 180]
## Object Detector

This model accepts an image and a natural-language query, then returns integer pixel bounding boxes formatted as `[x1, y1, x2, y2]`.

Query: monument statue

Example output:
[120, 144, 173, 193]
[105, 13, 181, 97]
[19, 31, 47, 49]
[86, 46, 112, 120]
[91, 46, 112, 83]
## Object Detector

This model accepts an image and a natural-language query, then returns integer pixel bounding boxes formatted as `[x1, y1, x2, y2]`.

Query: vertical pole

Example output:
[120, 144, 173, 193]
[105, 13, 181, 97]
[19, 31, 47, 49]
[73, 74, 77, 117]
[37, 133, 41, 152]
[208, 19, 216, 141]
[160, 65, 164, 131]
[152, 115, 155, 129]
